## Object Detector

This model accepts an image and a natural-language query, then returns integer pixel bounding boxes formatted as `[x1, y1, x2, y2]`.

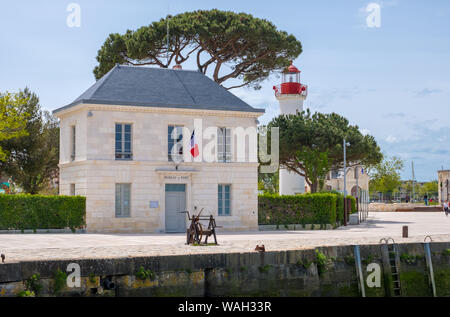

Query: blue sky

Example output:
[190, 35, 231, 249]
[1, 0, 449, 181]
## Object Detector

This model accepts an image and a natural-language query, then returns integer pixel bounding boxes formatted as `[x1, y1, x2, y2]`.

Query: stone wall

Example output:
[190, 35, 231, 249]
[1, 242, 448, 297]
[369, 203, 442, 212]
[438, 170, 450, 203]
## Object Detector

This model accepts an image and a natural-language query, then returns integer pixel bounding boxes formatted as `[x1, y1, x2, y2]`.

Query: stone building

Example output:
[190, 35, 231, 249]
[324, 166, 369, 196]
[53, 64, 264, 233]
[438, 169, 450, 203]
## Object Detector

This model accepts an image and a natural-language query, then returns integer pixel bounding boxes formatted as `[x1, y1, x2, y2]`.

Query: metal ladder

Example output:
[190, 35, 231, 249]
[381, 238, 402, 296]
[387, 244, 402, 296]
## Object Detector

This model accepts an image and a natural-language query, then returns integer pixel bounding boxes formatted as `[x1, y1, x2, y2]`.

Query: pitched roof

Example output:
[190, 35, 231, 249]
[53, 65, 265, 114]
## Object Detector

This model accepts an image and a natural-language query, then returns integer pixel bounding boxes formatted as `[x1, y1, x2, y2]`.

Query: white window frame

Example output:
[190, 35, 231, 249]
[115, 183, 131, 218]
[217, 127, 232, 163]
[70, 125, 76, 161]
[168, 125, 184, 162]
[218, 184, 231, 216]
[115, 123, 133, 160]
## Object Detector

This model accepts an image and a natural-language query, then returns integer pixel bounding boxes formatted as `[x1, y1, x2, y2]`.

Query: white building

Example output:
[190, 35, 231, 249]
[438, 169, 450, 203]
[53, 65, 264, 233]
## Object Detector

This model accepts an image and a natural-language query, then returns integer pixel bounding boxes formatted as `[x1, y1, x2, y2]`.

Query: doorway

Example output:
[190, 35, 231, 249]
[165, 184, 186, 233]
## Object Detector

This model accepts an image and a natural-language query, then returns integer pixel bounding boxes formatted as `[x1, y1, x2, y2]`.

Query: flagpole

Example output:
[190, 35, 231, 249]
[166, 5, 170, 67]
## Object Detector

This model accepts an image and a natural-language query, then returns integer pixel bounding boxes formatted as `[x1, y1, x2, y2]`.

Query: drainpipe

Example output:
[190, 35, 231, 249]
[353, 245, 366, 297]
[423, 242, 437, 297]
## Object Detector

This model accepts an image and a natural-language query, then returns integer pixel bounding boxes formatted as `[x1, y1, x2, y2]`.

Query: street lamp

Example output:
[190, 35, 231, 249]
[343, 138, 350, 197]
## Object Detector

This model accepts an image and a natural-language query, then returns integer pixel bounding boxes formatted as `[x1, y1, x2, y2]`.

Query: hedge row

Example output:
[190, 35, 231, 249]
[0, 195, 86, 231]
[332, 192, 357, 223]
[258, 193, 337, 226]
[258, 193, 357, 226]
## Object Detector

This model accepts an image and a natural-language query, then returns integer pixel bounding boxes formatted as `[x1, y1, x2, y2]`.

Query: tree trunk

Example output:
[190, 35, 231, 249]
[310, 182, 318, 193]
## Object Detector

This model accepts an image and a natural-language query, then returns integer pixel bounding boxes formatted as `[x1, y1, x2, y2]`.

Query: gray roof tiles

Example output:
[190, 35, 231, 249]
[53, 65, 265, 114]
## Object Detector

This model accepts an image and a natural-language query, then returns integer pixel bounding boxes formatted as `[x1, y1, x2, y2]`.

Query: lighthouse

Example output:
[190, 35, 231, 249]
[273, 62, 308, 195]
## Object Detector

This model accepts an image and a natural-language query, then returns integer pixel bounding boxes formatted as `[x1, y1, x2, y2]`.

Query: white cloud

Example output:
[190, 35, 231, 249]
[360, 129, 371, 136]
[385, 135, 398, 143]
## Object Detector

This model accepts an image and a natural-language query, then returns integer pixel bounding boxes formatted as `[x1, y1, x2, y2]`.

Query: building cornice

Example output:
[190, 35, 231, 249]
[54, 102, 263, 119]
[58, 160, 260, 168]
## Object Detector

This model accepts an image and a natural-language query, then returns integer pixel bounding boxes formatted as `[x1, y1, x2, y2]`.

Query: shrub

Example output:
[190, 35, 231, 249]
[135, 266, 155, 281]
[53, 269, 68, 294]
[0, 194, 85, 231]
[347, 195, 357, 214]
[258, 193, 337, 226]
[324, 191, 357, 223]
[24, 274, 42, 296]
[17, 290, 36, 297]
[334, 192, 345, 223]
[315, 250, 330, 276]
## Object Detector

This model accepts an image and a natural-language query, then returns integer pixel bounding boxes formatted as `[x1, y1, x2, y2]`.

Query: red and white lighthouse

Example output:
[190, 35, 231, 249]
[273, 62, 308, 195]
[273, 61, 308, 114]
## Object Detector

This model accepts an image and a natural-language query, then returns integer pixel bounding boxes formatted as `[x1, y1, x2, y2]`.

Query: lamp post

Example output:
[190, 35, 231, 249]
[355, 165, 360, 222]
[343, 138, 350, 197]
[411, 161, 415, 203]
[343, 138, 351, 225]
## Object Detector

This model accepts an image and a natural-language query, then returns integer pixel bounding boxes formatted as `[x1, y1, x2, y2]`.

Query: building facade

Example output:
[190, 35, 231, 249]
[324, 166, 369, 196]
[54, 65, 264, 233]
[438, 169, 450, 203]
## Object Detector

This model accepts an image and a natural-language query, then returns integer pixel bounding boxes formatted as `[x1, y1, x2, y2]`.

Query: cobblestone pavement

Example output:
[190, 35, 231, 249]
[0, 212, 449, 262]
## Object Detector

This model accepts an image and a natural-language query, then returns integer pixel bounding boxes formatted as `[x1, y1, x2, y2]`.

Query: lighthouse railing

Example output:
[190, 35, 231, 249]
[273, 84, 308, 97]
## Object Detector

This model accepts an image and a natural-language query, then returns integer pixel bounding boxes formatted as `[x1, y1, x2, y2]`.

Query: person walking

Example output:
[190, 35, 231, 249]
[443, 201, 449, 216]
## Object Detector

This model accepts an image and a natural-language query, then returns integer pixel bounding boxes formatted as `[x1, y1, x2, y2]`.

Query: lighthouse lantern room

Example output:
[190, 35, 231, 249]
[274, 62, 308, 195]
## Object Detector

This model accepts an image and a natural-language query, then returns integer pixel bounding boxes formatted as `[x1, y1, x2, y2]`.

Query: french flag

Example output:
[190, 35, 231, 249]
[190, 130, 199, 158]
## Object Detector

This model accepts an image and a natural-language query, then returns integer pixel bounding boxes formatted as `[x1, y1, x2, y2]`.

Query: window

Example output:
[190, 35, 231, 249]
[168, 125, 183, 162]
[115, 183, 131, 218]
[71, 125, 76, 161]
[218, 184, 231, 216]
[331, 170, 340, 179]
[70, 184, 75, 196]
[115, 124, 132, 160]
[217, 127, 231, 162]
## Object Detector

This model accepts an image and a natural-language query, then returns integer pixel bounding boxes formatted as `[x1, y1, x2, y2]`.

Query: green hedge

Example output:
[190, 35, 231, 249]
[258, 193, 337, 226]
[347, 195, 357, 214]
[0, 195, 86, 231]
[324, 191, 357, 223]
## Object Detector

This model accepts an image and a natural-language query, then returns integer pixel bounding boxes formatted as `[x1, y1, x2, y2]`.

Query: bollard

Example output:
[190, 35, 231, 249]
[402, 226, 408, 238]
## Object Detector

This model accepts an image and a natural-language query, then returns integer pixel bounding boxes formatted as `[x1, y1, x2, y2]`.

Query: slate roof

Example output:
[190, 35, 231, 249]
[53, 65, 264, 114]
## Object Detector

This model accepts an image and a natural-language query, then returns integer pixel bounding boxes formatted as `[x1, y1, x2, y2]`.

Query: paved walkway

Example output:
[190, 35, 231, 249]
[1, 212, 449, 262]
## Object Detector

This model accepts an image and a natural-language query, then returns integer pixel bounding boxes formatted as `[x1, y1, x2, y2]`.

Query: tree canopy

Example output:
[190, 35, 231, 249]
[0, 88, 59, 194]
[368, 156, 404, 196]
[0, 92, 29, 161]
[94, 9, 303, 89]
[418, 181, 438, 197]
[267, 110, 383, 193]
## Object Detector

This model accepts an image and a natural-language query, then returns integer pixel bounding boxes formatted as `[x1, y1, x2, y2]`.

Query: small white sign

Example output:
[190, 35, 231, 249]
[164, 175, 189, 181]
